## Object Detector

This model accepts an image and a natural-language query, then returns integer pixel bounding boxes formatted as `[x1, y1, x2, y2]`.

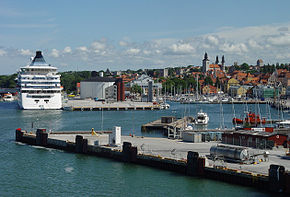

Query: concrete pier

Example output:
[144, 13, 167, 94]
[15, 129, 290, 194]
[63, 100, 162, 111]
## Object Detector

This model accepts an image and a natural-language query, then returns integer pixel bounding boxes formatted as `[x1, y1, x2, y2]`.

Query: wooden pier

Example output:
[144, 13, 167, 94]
[141, 116, 194, 132]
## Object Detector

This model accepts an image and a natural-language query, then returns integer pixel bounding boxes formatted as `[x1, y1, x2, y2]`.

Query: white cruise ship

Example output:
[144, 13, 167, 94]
[17, 51, 62, 109]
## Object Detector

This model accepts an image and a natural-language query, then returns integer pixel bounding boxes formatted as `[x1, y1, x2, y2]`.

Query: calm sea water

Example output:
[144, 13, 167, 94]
[1, 101, 286, 196]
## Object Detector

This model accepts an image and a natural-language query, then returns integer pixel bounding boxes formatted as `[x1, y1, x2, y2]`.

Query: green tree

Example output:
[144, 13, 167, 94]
[240, 63, 249, 71]
[204, 76, 213, 85]
[131, 84, 142, 94]
[0, 74, 17, 88]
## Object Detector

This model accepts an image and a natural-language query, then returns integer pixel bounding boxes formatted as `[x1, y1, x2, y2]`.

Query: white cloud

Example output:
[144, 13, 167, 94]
[63, 46, 72, 53]
[50, 49, 60, 58]
[267, 33, 290, 46]
[168, 43, 195, 55]
[155, 49, 161, 54]
[91, 41, 106, 50]
[278, 27, 288, 32]
[220, 42, 248, 54]
[126, 48, 140, 55]
[3, 22, 290, 73]
[248, 40, 262, 49]
[0, 49, 7, 56]
[143, 50, 151, 55]
[206, 35, 219, 45]
[119, 41, 128, 46]
[19, 49, 33, 56]
[77, 46, 89, 52]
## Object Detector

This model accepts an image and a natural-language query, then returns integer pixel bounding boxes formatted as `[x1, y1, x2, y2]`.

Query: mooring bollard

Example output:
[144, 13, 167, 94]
[75, 135, 84, 153]
[186, 151, 199, 176]
[122, 142, 137, 162]
[82, 138, 88, 153]
[269, 164, 286, 192]
[36, 128, 46, 145]
[42, 132, 48, 146]
[197, 157, 205, 175]
[15, 128, 23, 142]
[285, 171, 290, 194]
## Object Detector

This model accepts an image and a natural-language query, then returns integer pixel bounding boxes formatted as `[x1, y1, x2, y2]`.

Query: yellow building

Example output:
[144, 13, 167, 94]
[227, 78, 240, 92]
[237, 86, 247, 96]
[229, 86, 248, 97]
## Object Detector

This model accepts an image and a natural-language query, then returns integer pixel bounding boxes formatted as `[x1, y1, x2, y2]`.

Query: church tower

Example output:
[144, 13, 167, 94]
[221, 55, 225, 72]
[202, 52, 210, 73]
[215, 56, 219, 65]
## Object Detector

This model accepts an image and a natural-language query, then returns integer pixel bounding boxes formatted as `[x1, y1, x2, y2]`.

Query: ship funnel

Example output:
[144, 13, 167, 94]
[35, 51, 43, 58]
[30, 51, 47, 66]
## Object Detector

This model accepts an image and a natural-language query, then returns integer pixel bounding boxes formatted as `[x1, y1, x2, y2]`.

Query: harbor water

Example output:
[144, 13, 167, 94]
[0, 101, 287, 196]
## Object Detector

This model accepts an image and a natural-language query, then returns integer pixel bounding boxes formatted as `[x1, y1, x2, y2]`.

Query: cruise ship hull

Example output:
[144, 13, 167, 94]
[18, 93, 62, 110]
[17, 51, 63, 110]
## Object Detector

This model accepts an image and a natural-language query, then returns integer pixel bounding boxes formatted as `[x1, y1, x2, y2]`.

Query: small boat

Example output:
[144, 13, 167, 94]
[233, 112, 266, 125]
[276, 120, 290, 128]
[160, 103, 170, 109]
[3, 92, 14, 102]
[195, 110, 209, 125]
[184, 123, 194, 130]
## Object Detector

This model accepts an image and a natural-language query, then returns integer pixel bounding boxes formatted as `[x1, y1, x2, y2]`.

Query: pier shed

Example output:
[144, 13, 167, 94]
[222, 131, 288, 149]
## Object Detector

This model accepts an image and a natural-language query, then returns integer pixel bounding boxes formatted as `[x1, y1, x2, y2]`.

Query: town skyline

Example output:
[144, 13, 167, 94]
[0, 0, 290, 74]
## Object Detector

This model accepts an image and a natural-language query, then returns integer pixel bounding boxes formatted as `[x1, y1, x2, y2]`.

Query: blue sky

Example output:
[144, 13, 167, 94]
[0, 0, 290, 74]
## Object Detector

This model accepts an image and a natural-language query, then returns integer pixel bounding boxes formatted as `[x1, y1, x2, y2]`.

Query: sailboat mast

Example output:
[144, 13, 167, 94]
[196, 74, 199, 100]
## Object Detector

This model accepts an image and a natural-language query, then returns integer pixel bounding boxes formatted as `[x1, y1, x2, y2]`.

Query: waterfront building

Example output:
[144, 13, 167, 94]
[202, 85, 217, 94]
[252, 85, 277, 99]
[17, 51, 62, 109]
[130, 74, 162, 96]
[227, 78, 240, 92]
[105, 85, 117, 102]
[80, 72, 125, 102]
[158, 68, 168, 78]
[222, 131, 288, 149]
[116, 78, 125, 101]
[228, 86, 248, 97]
[80, 76, 116, 100]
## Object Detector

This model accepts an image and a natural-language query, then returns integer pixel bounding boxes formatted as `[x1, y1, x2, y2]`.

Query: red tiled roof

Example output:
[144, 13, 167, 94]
[277, 69, 287, 75]
[209, 64, 221, 69]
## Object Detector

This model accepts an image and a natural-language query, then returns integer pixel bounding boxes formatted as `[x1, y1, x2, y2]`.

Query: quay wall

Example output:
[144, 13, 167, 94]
[15, 128, 290, 194]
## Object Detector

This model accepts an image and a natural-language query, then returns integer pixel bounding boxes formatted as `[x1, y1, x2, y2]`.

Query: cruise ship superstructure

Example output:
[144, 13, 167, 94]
[17, 51, 62, 109]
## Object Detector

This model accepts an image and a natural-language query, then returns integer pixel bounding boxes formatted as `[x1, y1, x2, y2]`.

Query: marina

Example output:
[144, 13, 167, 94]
[1, 101, 290, 196]
[1, 1, 290, 196]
